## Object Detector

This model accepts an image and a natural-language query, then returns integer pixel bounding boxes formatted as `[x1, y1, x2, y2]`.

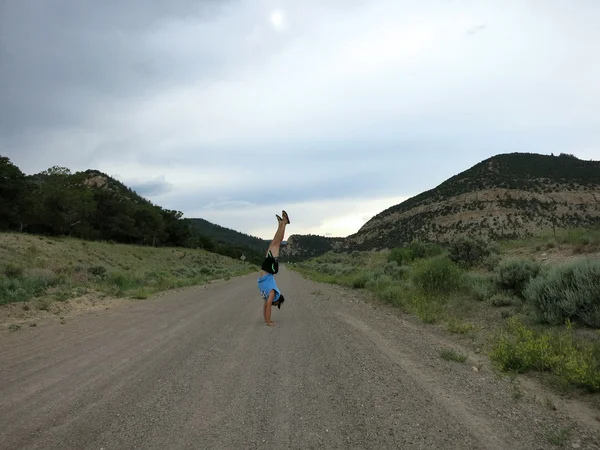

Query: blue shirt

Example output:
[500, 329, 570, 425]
[257, 273, 281, 303]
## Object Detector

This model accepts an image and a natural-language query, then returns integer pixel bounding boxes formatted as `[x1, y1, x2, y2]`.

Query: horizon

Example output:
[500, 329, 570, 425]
[2, 1, 599, 240]
[6, 150, 597, 241]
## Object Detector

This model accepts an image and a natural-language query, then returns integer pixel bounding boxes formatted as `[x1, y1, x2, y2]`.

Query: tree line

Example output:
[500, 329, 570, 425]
[0, 156, 264, 265]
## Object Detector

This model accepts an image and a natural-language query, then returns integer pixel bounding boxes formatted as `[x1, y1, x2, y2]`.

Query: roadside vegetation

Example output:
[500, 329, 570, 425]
[292, 227, 600, 396]
[0, 232, 256, 314]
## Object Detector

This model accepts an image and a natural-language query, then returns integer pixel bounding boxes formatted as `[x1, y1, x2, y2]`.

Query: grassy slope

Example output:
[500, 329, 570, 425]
[291, 227, 600, 402]
[0, 232, 257, 312]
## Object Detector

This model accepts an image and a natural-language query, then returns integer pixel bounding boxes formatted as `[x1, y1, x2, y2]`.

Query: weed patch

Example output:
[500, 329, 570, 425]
[540, 425, 573, 447]
[489, 293, 519, 307]
[490, 317, 600, 391]
[440, 348, 467, 363]
[409, 293, 444, 324]
[447, 319, 476, 334]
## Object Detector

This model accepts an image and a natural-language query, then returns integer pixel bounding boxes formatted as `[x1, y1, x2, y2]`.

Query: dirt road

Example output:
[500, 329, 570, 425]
[1, 267, 599, 449]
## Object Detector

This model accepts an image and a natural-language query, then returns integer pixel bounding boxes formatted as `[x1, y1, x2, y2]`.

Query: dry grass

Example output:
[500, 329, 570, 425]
[0, 232, 257, 321]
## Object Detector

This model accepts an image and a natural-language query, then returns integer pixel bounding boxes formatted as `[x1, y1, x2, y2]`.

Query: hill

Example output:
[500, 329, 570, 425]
[188, 218, 268, 254]
[343, 152, 600, 251]
[0, 232, 254, 323]
[280, 234, 345, 262]
[188, 218, 270, 265]
[0, 156, 263, 263]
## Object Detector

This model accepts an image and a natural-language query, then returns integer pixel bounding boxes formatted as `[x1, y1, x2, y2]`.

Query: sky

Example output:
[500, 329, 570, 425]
[1, 0, 599, 239]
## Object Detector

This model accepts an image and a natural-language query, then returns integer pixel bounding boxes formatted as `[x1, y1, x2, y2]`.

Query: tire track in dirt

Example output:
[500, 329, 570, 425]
[337, 312, 508, 450]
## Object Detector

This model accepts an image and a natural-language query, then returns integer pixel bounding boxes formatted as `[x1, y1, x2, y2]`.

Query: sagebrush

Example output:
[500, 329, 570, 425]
[495, 258, 542, 298]
[448, 236, 493, 268]
[524, 258, 600, 328]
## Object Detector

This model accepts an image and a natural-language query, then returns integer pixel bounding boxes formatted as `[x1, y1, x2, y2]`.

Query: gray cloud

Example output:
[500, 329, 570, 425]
[1, 0, 600, 237]
[129, 176, 173, 197]
[0, 0, 232, 136]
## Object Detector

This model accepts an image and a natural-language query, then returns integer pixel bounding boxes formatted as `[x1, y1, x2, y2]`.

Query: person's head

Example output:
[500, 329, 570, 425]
[274, 294, 285, 309]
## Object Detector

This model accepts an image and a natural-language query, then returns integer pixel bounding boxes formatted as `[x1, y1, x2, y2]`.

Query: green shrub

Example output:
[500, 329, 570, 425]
[448, 236, 492, 268]
[131, 288, 152, 300]
[376, 285, 406, 308]
[412, 256, 464, 296]
[489, 293, 519, 307]
[382, 261, 410, 279]
[387, 248, 413, 266]
[53, 286, 73, 301]
[407, 241, 444, 259]
[412, 296, 443, 324]
[27, 268, 63, 289]
[483, 253, 501, 271]
[87, 265, 107, 278]
[495, 259, 542, 297]
[0, 269, 65, 305]
[365, 273, 395, 291]
[107, 272, 141, 296]
[388, 241, 443, 265]
[351, 271, 372, 289]
[524, 258, 600, 328]
[0, 278, 31, 304]
[3, 263, 24, 278]
[467, 272, 497, 301]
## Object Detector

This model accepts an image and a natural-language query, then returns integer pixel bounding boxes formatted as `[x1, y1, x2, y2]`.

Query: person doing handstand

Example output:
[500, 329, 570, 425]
[257, 210, 290, 326]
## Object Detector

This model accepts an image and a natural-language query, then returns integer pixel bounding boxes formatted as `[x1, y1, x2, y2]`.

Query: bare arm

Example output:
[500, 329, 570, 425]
[264, 290, 275, 326]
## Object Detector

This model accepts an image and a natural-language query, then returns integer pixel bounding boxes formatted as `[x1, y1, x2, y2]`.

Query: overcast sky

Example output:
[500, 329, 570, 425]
[1, 0, 599, 239]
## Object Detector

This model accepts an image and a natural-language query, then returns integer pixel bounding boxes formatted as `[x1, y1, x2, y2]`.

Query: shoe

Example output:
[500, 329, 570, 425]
[276, 214, 283, 222]
[282, 210, 290, 224]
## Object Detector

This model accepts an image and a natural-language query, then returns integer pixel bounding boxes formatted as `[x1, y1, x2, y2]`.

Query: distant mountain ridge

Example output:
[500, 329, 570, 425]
[188, 218, 270, 263]
[280, 234, 345, 262]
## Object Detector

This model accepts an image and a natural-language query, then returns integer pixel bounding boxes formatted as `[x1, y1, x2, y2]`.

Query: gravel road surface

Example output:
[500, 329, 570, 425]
[1, 266, 599, 449]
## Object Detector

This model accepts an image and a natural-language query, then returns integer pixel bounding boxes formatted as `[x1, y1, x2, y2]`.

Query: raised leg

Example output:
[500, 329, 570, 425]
[267, 218, 287, 258]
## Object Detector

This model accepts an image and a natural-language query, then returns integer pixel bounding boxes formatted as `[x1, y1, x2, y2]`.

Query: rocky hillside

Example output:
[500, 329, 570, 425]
[343, 152, 600, 251]
[280, 234, 345, 262]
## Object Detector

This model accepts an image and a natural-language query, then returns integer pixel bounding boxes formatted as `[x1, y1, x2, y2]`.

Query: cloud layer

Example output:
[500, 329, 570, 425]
[1, 0, 599, 238]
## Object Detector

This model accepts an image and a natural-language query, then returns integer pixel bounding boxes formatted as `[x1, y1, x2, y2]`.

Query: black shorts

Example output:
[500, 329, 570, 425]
[261, 251, 279, 274]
